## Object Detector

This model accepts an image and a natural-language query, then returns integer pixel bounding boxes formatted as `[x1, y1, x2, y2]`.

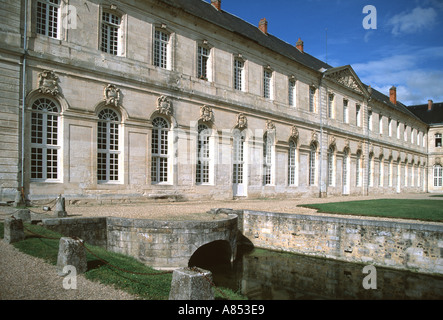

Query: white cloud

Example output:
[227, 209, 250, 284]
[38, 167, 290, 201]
[353, 48, 443, 105]
[387, 6, 437, 35]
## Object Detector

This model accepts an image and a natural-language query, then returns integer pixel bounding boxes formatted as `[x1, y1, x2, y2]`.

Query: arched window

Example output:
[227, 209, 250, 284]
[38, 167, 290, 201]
[327, 146, 335, 187]
[97, 108, 121, 182]
[434, 165, 443, 187]
[368, 153, 374, 187]
[196, 124, 211, 184]
[263, 133, 273, 185]
[309, 143, 317, 186]
[151, 117, 170, 184]
[343, 149, 350, 193]
[288, 140, 297, 186]
[356, 151, 362, 187]
[31, 98, 61, 181]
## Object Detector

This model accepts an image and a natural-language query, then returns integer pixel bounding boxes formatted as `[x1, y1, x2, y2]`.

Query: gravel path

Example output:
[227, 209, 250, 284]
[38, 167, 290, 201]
[0, 193, 441, 300]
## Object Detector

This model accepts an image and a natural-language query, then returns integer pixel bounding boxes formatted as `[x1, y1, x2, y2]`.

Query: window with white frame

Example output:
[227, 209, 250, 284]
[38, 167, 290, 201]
[234, 58, 245, 91]
[288, 139, 297, 186]
[368, 154, 374, 187]
[328, 94, 335, 119]
[356, 105, 361, 127]
[197, 45, 210, 80]
[309, 87, 316, 112]
[436, 133, 442, 148]
[411, 129, 414, 144]
[411, 164, 415, 187]
[388, 118, 392, 137]
[36, 0, 61, 39]
[30, 98, 61, 181]
[368, 110, 372, 131]
[263, 69, 272, 99]
[356, 151, 362, 187]
[328, 146, 335, 187]
[379, 115, 383, 134]
[343, 99, 349, 123]
[397, 122, 401, 139]
[97, 108, 121, 183]
[232, 129, 245, 184]
[404, 124, 407, 141]
[404, 162, 408, 187]
[309, 143, 317, 186]
[101, 11, 121, 55]
[151, 117, 170, 184]
[154, 29, 170, 69]
[196, 124, 211, 184]
[263, 133, 273, 185]
[289, 79, 296, 107]
[434, 165, 442, 187]
[388, 158, 393, 187]
[378, 156, 384, 186]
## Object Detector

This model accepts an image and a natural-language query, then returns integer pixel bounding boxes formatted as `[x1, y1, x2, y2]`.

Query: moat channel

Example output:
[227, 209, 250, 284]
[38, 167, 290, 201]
[192, 245, 443, 300]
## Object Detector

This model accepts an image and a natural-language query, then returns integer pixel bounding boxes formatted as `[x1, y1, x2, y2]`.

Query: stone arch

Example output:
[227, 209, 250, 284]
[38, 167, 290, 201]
[188, 240, 233, 269]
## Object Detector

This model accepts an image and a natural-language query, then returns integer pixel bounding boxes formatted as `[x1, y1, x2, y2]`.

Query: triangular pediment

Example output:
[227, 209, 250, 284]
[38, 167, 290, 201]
[324, 66, 369, 97]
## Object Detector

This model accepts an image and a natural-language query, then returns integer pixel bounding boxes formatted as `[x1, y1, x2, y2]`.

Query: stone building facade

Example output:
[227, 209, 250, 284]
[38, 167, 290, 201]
[0, 0, 439, 203]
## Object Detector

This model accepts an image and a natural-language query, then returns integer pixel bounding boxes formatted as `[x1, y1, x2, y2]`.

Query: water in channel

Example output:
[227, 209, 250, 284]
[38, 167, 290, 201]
[193, 245, 443, 300]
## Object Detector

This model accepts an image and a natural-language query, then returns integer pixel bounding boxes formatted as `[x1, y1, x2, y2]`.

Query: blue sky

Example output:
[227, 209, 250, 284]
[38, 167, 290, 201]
[204, 0, 443, 106]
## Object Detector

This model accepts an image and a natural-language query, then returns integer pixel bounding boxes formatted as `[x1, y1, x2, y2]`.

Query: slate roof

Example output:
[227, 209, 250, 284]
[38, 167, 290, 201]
[407, 102, 443, 125]
[159, 0, 429, 124]
[160, 0, 332, 71]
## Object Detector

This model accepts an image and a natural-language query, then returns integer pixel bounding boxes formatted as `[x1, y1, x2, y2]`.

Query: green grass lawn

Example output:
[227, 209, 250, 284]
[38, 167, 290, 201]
[0, 222, 245, 300]
[299, 199, 443, 222]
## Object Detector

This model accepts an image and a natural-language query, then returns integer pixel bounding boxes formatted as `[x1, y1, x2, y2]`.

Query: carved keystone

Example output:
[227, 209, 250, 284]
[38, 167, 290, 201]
[57, 237, 87, 276]
[169, 267, 214, 300]
[3, 218, 25, 244]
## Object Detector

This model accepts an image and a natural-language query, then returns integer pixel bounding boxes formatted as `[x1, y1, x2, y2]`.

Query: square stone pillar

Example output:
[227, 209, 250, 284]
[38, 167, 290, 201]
[169, 267, 214, 300]
[57, 237, 87, 276]
[3, 218, 25, 244]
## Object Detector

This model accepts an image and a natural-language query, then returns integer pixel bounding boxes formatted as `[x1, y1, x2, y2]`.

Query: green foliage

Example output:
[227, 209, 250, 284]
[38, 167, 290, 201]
[300, 199, 443, 222]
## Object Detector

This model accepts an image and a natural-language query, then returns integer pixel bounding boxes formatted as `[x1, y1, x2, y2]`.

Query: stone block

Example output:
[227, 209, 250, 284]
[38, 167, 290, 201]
[12, 209, 31, 222]
[56, 237, 87, 276]
[169, 267, 214, 300]
[3, 217, 25, 244]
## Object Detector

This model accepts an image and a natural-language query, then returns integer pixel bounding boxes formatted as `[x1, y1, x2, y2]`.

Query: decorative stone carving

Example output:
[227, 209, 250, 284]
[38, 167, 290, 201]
[357, 141, 363, 151]
[104, 84, 121, 107]
[157, 95, 173, 116]
[436, 157, 441, 165]
[265, 120, 275, 131]
[344, 138, 350, 150]
[38, 70, 59, 96]
[326, 69, 364, 95]
[311, 130, 318, 144]
[290, 126, 299, 141]
[199, 105, 214, 123]
[236, 113, 247, 129]
[329, 136, 336, 148]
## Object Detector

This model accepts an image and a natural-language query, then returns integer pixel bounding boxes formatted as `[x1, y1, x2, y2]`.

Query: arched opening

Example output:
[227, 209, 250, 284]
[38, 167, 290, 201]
[188, 240, 232, 269]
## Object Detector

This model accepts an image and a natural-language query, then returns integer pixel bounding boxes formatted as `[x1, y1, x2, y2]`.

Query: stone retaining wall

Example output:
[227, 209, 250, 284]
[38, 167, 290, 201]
[241, 210, 443, 275]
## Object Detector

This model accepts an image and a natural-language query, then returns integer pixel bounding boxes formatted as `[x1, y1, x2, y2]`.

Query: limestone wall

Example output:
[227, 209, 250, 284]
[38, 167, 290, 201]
[241, 210, 443, 275]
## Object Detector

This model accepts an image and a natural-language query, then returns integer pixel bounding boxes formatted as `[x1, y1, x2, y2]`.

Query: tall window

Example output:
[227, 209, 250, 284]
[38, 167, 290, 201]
[97, 108, 120, 182]
[263, 133, 272, 185]
[289, 79, 296, 107]
[197, 46, 210, 80]
[368, 111, 373, 131]
[328, 147, 335, 187]
[233, 130, 245, 184]
[234, 58, 245, 91]
[378, 156, 384, 187]
[343, 150, 350, 191]
[356, 105, 361, 127]
[288, 140, 297, 186]
[388, 118, 392, 137]
[343, 99, 349, 123]
[101, 11, 121, 55]
[154, 29, 170, 69]
[263, 69, 272, 99]
[151, 117, 169, 184]
[436, 134, 442, 148]
[388, 158, 393, 187]
[196, 124, 211, 184]
[328, 94, 334, 119]
[368, 154, 374, 187]
[434, 165, 442, 187]
[31, 98, 60, 181]
[309, 143, 316, 186]
[404, 124, 407, 142]
[404, 162, 408, 187]
[356, 151, 362, 187]
[36, 0, 60, 39]
[309, 87, 316, 112]
[379, 115, 383, 134]
[397, 122, 401, 139]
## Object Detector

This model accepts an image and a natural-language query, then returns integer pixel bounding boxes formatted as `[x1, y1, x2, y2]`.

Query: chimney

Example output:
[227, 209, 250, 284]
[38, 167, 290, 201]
[428, 99, 433, 111]
[389, 86, 397, 105]
[296, 38, 304, 53]
[259, 18, 268, 34]
[211, 0, 221, 11]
